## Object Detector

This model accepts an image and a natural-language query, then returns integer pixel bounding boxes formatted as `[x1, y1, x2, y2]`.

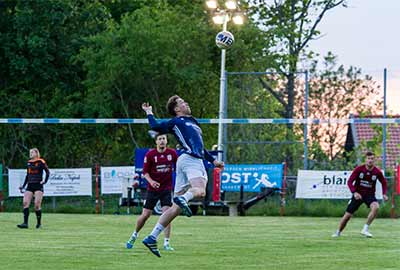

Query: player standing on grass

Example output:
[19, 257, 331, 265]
[332, 151, 388, 238]
[141, 95, 224, 257]
[17, 148, 50, 229]
[126, 134, 177, 251]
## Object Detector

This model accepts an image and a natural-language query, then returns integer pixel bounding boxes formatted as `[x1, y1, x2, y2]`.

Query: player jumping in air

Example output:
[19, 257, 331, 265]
[332, 151, 388, 238]
[141, 95, 224, 257]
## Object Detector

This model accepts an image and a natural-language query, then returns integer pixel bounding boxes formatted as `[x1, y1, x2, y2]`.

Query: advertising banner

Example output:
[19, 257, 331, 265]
[101, 166, 136, 194]
[296, 170, 383, 199]
[221, 164, 283, 192]
[8, 168, 92, 197]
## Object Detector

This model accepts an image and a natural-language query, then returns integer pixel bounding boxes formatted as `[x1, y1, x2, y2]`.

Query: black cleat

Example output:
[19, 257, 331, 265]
[36, 224, 41, 229]
[17, 223, 28, 229]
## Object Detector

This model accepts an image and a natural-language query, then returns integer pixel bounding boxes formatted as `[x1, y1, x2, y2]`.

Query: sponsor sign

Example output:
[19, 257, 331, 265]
[296, 170, 383, 199]
[8, 168, 92, 197]
[101, 166, 136, 194]
[221, 164, 283, 192]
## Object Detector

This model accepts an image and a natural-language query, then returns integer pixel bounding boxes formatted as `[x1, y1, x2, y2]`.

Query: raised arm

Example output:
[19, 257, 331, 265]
[142, 102, 172, 134]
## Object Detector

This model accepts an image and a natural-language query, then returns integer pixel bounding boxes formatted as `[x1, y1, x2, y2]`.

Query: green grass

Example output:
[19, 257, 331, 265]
[1, 213, 399, 270]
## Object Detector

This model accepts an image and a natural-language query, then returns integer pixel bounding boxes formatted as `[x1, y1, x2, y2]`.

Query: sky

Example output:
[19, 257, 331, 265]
[308, 0, 400, 114]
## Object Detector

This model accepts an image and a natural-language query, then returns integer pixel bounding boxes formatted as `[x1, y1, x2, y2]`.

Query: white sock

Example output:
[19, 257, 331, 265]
[150, 223, 165, 239]
[363, 224, 369, 231]
[182, 191, 194, 202]
[131, 231, 138, 239]
[164, 238, 170, 246]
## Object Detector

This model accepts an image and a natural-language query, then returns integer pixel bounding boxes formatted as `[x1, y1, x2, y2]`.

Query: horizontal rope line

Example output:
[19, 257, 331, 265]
[0, 118, 398, 124]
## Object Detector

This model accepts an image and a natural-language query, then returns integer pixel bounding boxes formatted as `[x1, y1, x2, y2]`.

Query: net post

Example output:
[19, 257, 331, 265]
[212, 168, 221, 202]
[280, 162, 287, 216]
[95, 163, 100, 214]
[391, 164, 398, 218]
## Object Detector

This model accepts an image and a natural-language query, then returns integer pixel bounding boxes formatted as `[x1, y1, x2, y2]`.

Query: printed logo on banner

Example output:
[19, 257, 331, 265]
[221, 164, 283, 192]
[101, 166, 136, 195]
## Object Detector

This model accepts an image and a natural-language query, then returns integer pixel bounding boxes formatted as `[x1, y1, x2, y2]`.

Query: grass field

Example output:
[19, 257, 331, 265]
[1, 213, 399, 270]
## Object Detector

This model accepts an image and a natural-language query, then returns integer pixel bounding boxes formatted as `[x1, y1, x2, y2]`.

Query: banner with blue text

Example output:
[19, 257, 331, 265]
[221, 164, 283, 192]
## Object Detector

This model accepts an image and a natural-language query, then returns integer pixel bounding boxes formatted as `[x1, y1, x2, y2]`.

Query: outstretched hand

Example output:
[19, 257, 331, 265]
[213, 160, 224, 169]
[142, 102, 153, 115]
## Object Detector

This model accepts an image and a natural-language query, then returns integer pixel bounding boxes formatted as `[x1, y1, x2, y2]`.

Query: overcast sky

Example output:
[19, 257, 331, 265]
[309, 0, 400, 113]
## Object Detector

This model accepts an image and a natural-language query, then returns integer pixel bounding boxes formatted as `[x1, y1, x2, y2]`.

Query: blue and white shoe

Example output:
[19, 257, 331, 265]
[126, 236, 136, 249]
[142, 236, 161, 257]
[173, 196, 192, 217]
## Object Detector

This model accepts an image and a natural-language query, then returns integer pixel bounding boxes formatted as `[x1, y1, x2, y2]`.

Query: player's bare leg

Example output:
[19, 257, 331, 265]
[332, 212, 352, 237]
[34, 191, 44, 228]
[162, 206, 174, 251]
[142, 177, 207, 256]
[361, 202, 379, 237]
[17, 191, 33, 228]
[126, 208, 152, 249]
[173, 177, 206, 217]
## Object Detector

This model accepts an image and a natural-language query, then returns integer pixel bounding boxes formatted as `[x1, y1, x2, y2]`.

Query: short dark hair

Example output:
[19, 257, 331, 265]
[365, 151, 375, 157]
[166, 95, 180, 116]
[155, 133, 167, 141]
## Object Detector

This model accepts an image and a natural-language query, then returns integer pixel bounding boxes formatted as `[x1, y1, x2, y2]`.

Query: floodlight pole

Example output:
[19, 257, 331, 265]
[383, 68, 387, 171]
[217, 18, 228, 162]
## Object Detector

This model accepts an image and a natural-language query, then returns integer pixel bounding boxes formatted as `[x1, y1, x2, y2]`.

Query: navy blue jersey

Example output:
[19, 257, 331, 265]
[147, 114, 215, 163]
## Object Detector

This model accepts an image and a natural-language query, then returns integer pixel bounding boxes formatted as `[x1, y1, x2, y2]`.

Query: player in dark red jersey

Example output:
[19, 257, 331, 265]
[332, 151, 388, 238]
[126, 134, 178, 251]
[17, 148, 50, 229]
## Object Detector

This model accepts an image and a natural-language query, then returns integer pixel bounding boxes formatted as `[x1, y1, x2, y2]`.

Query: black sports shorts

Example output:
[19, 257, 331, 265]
[143, 190, 172, 210]
[346, 194, 377, 214]
[26, 183, 44, 193]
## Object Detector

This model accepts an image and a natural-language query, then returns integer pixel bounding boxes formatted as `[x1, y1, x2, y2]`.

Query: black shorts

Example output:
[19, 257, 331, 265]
[26, 183, 44, 193]
[143, 190, 172, 210]
[346, 194, 377, 214]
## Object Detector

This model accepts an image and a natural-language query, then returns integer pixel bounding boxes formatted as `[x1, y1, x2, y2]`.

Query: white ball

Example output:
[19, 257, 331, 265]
[215, 31, 234, 49]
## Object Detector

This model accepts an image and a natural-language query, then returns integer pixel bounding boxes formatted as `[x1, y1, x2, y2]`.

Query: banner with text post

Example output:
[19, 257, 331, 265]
[221, 164, 284, 192]
[8, 168, 92, 197]
[296, 170, 383, 199]
[101, 166, 136, 194]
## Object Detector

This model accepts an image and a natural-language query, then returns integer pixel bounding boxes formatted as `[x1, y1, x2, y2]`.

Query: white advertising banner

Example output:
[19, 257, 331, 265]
[296, 170, 383, 199]
[101, 166, 136, 194]
[8, 168, 92, 197]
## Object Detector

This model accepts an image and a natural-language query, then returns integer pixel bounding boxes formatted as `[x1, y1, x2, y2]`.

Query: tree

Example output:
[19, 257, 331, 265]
[249, 0, 346, 121]
[299, 52, 383, 165]
[78, 1, 272, 154]
[0, 0, 111, 167]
